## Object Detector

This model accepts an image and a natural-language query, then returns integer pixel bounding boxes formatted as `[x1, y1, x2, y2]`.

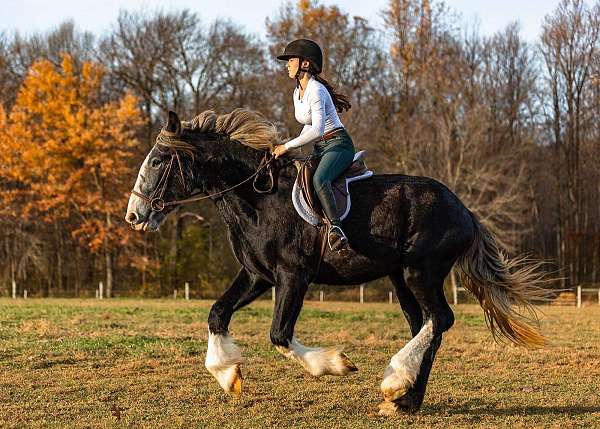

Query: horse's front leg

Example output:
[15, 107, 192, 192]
[205, 267, 271, 395]
[270, 271, 358, 377]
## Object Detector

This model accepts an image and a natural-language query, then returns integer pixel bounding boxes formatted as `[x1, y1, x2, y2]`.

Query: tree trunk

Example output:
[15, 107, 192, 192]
[75, 246, 81, 297]
[105, 210, 113, 298]
[54, 221, 64, 294]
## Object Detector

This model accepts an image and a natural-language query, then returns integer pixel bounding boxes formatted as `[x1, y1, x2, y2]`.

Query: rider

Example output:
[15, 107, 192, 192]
[273, 38, 355, 252]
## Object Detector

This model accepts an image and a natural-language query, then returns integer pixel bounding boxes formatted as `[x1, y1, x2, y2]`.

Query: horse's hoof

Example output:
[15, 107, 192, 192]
[381, 385, 409, 402]
[207, 364, 243, 396]
[322, 349, 358, 375]
[230, 365, 243, 397]
[377, 399, 420, 416]
[339, 352, 358, 372]
[378, 401, 400, 416]
[380, 366, 414, 402]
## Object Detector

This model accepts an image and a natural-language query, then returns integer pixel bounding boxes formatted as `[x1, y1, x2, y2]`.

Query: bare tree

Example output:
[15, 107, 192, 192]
[379, 0, 532, 251]
[265, 0, 386, 145]
[0, 21, 95, 108]
[540, 0, 600, 287]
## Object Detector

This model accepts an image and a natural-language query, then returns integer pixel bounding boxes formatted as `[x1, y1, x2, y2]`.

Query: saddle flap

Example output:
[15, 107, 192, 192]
[295, 149, 373, 224]
[343, 158, 368, 179]
[299, 158, 322, 215]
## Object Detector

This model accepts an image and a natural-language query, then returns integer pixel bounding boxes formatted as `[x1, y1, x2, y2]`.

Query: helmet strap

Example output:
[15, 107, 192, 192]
[295, 59, 311, 91]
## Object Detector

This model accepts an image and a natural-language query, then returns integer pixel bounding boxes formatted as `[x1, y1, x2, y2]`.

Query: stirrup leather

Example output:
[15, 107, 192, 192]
[327, 225, 348, 251]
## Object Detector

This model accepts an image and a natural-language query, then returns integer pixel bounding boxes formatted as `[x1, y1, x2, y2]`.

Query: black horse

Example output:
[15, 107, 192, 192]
[125, 109, 548, 414]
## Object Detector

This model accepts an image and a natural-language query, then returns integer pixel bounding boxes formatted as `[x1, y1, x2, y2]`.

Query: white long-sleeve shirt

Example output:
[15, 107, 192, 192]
[283, 75, 344, 150]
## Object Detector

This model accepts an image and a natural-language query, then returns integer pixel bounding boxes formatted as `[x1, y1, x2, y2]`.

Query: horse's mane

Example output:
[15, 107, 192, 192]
[158, 108, 280, 152]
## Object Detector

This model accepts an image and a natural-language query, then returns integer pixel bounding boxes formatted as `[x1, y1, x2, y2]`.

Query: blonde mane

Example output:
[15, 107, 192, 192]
[157, 108, 280, 152]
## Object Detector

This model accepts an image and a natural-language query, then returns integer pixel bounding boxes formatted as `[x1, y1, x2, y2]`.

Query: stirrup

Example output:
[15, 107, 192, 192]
[328, 225, 348, 252]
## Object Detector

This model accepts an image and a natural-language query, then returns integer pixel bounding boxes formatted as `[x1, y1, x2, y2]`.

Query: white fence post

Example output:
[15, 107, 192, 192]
[99, 282, 103, 300]
[185, 282, 190, 300]
[319, 290, 324, 302]
[577, 285, 581, 308]
[360, 285, 364, 304]
[23, 290, 27, 299]
[173, 289, 177, 299]
[389, 291, 393, 304]
[95, 289, 99, 299]
[272, 287, 275, 302]
[12, 280, 16, 299]
[450, 268, 458, 305]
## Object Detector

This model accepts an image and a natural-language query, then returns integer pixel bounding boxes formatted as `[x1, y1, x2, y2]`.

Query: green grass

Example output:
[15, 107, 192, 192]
[1, 298, 599, 428]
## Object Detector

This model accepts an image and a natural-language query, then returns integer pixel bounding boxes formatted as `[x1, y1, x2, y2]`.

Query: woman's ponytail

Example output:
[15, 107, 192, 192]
[313, 72, 351, 113]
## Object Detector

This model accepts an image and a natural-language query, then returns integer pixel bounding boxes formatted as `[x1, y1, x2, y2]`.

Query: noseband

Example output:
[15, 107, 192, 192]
[131, 146, 275, 213]
[131, 148, 186, 212]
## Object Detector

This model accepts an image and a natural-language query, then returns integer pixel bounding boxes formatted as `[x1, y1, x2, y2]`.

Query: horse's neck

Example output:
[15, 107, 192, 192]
[214, 163, 296, 227]
[198, 143, 295, 229]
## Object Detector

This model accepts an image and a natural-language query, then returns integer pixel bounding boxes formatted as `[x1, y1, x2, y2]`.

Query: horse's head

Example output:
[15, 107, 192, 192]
[125, 111, 192, 231]
[125, 108, 281, 231]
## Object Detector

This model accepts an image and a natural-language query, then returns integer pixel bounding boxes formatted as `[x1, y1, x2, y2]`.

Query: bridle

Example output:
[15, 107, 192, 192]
[130, 146, 276, 213]
[130, 142, 329, 279]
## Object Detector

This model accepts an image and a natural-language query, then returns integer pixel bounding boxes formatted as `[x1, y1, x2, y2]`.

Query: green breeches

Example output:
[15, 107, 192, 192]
[312, 129, 355, 223]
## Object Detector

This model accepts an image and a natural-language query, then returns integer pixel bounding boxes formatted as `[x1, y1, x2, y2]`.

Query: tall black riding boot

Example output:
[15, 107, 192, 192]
[316, 183, 349, 252]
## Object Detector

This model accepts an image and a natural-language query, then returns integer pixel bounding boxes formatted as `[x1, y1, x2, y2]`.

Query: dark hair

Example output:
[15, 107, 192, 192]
[304, 63, 351, 113]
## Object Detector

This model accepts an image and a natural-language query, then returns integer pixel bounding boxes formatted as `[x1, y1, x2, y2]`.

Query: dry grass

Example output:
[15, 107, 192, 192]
[1, 298, 599, 428]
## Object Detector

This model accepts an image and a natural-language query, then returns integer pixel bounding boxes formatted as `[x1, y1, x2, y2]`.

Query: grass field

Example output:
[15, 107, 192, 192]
[1, 298, 599, 428]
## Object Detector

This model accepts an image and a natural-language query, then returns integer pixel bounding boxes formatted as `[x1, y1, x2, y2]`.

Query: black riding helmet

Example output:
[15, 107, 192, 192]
[277, 38, 323, 74]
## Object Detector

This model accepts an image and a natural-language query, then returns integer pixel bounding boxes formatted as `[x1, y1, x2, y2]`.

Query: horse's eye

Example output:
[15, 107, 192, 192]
[150, 158, 162, 168]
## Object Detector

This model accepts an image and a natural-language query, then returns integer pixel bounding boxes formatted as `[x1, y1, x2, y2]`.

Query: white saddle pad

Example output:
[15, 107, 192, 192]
[292, 151, 373, 226]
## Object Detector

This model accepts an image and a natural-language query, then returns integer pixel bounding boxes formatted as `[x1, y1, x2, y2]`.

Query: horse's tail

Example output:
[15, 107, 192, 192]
[456, 213, 551, 348]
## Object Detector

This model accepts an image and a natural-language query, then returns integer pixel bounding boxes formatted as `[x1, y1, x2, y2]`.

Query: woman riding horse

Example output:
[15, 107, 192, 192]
[273, 39, 354, 252]
[125, 67, 551, 413]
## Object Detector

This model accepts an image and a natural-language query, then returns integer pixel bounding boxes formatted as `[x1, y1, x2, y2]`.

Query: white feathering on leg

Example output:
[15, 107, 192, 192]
[205, 331, 243, 393]
[381, 319, 434, 401]
[275, 337, 357, 376]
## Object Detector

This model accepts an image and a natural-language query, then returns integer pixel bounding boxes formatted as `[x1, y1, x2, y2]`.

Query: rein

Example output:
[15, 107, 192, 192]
[131, 145, 328, 279]
[131, 148, 276, 212]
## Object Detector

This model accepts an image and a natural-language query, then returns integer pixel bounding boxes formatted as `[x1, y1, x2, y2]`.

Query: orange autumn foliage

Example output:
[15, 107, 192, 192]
[297, 0, 344, 29]
[0, 55, 143, 252]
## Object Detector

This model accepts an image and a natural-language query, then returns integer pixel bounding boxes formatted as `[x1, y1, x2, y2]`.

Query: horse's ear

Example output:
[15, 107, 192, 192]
[165, 110, 181, 135]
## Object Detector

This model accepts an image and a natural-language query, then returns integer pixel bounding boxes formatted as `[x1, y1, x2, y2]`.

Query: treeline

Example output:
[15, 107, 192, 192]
[1, 0, 599, 298]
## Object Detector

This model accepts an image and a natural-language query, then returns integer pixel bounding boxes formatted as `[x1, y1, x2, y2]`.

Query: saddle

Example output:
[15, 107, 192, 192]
[292, 150, 373, 226]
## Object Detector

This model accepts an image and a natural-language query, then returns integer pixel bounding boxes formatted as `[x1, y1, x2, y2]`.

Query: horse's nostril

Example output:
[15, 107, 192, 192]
[125, 212, 138, 224]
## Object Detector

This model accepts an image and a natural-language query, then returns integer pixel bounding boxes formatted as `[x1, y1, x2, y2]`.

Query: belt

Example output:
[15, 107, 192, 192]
[317, 127, 345, 143]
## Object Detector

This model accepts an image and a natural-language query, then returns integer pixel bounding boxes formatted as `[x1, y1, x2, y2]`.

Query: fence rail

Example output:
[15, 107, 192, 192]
[577, 286, 600, 308]
[6, 281, 600, 308]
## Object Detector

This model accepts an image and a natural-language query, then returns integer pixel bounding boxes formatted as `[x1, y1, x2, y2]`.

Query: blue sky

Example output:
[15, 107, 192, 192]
[1, 0, 560, 41]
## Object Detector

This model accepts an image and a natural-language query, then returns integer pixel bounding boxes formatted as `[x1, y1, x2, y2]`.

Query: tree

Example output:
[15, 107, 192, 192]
[99, 10, 268, 291]
[540, 0, 600, 287]
[378, 0, 535, 252]
[0, 55, 142, 297]
[0, 21, 95, 109]
[266, 0, 385, 144]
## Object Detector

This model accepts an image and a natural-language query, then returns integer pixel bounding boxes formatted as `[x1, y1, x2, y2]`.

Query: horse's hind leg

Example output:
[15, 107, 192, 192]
[206, 268, 271, 396]
[379, 264, 454, 415]
[271, 272, 358, 376]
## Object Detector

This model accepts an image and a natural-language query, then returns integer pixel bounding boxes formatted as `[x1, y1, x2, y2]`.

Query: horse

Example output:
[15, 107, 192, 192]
[125, 108, 549, 414]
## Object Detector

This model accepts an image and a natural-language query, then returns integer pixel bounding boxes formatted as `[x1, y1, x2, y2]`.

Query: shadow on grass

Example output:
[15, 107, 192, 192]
[423, 400, 600, 417]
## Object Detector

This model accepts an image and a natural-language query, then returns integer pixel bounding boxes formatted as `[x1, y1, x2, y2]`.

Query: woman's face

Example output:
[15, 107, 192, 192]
[286, 57, 309, 79]
[286, 57, 299, 79]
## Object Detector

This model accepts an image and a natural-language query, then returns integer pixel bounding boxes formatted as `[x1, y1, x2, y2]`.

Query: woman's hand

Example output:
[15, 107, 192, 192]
[273, 144, 288, 159]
